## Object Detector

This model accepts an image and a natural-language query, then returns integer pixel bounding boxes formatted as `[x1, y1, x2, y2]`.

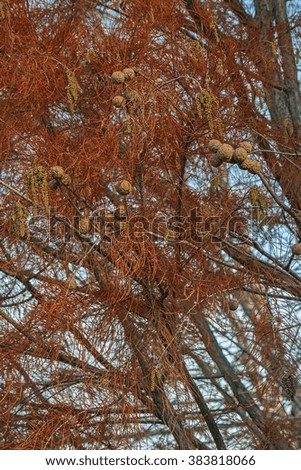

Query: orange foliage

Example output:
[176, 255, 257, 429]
[0, 0, 301, 450]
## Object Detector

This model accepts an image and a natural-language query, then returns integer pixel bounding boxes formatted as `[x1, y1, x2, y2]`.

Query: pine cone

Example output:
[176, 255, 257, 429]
[233, 147, 248, 163]
[116, 179, 132, 195]
[208, 139, 222, 153]
[122, 68, 135, 81]
[238, 141, 253, 153]
[111, 71, 126, 84]
[216, 144, 234, 162]
[112, 95, 125, 108]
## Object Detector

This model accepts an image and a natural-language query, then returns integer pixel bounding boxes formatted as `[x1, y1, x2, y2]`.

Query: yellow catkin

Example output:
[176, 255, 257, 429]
[196, 87, 223, 137]
[79, 217, 90, 235]
[210, 175, 219, 190]
[195, 93, 203, 119]
[150, 369, 156, 392]
[150, 368, 161, 391]
[249, 187, 268, 221]
[25, 166, 49, 215]
[191, 40, 207, 59]
[249, 186, 259, 205]
[216, 58, 224, 75]
[125, 113, 131, 133]
[0, 0, 10, 19]
[69, 278, 77, 290]
[66, 69, 80, 113]
[10, 202, 28, 240]
[210, 20, 220, 44]
[229, 105, 235, 117]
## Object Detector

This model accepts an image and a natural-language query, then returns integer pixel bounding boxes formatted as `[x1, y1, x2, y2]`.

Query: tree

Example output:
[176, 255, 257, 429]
[0, 0, 300, 450]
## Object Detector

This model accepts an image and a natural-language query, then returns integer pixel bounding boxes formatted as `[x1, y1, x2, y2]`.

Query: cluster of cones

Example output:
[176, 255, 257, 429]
[208, 139, 261, 174]
[111, 68, 136, 108]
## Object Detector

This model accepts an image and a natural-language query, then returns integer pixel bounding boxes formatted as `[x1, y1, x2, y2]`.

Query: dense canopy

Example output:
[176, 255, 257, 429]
[0, 0, 301, 450]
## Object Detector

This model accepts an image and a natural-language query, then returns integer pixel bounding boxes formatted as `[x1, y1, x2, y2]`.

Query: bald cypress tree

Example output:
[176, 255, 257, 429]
[0, 0, 300, 449]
